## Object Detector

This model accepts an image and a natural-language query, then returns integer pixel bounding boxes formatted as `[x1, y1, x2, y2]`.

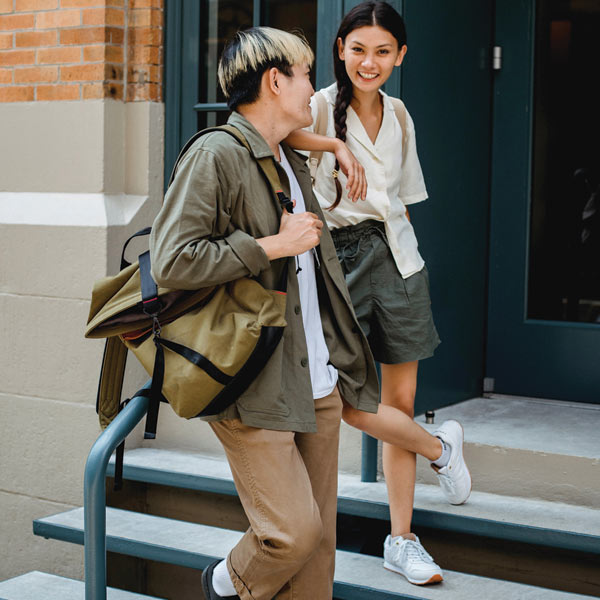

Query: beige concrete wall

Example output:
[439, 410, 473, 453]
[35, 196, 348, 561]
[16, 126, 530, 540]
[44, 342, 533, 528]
[0, 99, 164, 581]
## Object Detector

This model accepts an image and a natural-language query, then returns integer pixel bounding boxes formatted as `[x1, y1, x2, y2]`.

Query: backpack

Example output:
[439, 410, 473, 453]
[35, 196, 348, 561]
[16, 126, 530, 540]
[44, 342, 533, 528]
[308, 90, 409, 180]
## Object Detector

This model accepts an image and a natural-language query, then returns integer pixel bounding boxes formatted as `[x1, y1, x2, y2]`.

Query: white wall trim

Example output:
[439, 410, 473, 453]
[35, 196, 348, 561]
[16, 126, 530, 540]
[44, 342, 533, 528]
[0, 192, 148, 227]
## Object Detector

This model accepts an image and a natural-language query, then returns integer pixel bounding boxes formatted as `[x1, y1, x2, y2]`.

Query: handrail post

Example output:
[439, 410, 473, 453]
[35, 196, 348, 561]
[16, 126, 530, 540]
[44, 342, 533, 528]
[84, 385, 151, 600]
[361, 362, 381, 482]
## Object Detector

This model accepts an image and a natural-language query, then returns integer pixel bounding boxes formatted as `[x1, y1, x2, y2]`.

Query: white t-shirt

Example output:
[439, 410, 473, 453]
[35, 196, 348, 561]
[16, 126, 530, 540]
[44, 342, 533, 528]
[306, 83, 429, 278]
[278, 146, 338, 399]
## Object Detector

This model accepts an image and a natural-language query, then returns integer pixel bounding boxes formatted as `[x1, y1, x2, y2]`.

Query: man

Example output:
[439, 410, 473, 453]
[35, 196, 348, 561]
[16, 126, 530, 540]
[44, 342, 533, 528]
[150, 27, 379, 599]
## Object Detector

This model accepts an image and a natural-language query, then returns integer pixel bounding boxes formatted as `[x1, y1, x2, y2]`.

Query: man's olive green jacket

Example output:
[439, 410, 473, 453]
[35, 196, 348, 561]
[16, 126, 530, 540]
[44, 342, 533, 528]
[150, 112, 379, 432]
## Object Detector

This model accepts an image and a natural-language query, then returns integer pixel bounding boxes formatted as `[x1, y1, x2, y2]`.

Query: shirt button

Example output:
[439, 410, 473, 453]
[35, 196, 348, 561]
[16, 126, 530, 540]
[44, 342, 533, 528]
[294, 305, 301, 315]
[301, 357, 308, 368]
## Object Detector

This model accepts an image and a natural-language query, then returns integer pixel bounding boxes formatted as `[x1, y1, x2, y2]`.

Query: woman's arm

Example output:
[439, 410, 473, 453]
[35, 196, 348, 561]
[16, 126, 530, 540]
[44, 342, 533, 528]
[285, 129, 367, 202]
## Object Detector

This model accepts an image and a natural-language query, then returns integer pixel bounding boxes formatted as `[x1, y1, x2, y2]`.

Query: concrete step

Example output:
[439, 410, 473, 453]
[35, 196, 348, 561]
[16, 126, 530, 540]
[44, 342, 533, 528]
[0, 571, 164, 600]
[413, 396, 600, 507]
[33, 508, 596, 600]
[106, 447, 600, 555]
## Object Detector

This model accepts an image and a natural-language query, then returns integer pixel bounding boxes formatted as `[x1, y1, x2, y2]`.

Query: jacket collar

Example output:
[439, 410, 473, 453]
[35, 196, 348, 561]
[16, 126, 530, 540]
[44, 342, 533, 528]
[227, 111, 276, 159]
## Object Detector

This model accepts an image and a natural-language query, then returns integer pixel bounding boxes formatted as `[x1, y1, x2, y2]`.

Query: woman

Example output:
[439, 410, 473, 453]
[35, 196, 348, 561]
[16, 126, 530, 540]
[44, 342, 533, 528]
[286, 1, 472, 585]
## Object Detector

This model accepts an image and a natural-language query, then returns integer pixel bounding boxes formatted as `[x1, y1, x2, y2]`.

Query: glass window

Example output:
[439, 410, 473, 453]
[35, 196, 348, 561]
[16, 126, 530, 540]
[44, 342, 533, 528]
[528, 0, 600, 323]
[195, 0, 317, 130]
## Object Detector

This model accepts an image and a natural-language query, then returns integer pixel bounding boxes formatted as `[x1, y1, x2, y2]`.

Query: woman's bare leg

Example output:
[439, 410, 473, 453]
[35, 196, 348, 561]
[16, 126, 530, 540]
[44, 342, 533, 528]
[342, 361, 440, 536]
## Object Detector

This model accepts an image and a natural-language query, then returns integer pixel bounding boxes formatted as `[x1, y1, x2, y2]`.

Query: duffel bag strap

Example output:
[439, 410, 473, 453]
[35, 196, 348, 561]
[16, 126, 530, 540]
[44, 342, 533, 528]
[96, 336, 128, 429]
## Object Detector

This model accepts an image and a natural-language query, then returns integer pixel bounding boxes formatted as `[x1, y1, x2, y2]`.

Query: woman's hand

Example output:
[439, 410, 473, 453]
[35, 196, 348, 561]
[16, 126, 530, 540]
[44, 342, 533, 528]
[334, 140, 368, 202]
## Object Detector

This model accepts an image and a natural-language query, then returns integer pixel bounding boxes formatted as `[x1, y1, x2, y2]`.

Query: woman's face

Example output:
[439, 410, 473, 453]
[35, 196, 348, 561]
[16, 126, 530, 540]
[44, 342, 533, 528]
[337, 25, 406, 93]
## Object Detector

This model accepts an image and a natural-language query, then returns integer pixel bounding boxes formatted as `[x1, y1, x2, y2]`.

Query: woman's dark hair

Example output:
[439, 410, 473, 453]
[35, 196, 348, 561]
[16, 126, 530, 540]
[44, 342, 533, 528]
[329, 1, 407, 210]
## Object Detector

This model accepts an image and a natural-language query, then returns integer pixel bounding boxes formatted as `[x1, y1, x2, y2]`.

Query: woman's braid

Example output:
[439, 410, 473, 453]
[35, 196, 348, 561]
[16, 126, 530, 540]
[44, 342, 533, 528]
[329, 79, 353, 210]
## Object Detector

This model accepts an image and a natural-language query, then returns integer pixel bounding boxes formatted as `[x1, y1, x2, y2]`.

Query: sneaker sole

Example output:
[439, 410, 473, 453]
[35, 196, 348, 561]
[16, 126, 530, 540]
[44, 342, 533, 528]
[383, 561, 444, 585]
[435, 420, 472, 505]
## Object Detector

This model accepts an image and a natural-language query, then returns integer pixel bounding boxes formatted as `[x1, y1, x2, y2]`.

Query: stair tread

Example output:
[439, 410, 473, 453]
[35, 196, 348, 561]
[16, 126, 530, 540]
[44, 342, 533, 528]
[108, 447, 600, 542]
[419, 396, 600, 459]
[0, 571, 164, 600]
[34, 508, 596, 599]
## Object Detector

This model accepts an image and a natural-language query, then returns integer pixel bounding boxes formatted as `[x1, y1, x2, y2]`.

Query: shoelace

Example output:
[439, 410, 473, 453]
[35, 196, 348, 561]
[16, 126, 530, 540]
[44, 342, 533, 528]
[402, 540, 435, 564]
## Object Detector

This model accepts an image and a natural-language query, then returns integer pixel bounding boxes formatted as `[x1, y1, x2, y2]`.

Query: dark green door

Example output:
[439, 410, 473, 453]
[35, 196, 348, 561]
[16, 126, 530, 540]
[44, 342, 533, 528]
[401, 1, 494, 413]
[487, 0, 600, 403]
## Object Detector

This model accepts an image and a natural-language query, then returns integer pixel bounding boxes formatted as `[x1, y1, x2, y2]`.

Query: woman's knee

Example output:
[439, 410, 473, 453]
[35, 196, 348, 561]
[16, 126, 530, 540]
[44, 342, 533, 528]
[341, 403, 365, 429]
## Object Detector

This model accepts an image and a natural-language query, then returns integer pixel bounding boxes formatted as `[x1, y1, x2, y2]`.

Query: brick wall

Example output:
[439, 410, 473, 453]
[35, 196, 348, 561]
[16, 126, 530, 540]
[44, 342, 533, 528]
[0, 0, 163, 102]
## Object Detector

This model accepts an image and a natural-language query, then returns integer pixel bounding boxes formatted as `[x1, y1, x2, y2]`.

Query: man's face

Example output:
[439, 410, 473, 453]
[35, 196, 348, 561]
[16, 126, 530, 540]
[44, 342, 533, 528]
[277, 63, 314, 130]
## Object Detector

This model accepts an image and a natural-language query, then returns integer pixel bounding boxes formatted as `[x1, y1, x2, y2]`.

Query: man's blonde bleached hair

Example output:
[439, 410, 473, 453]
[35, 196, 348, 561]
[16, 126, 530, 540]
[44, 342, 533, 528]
[218, 26, 314, 109]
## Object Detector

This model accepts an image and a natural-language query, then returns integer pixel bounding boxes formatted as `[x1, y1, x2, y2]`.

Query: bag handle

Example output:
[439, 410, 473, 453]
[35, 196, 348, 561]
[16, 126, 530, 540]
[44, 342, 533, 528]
[120, 226, 152, 270]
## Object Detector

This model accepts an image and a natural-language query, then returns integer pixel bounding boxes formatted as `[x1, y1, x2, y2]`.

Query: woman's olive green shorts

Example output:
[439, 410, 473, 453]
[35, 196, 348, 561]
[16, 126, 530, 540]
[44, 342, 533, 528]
[330, 220, 440, 365]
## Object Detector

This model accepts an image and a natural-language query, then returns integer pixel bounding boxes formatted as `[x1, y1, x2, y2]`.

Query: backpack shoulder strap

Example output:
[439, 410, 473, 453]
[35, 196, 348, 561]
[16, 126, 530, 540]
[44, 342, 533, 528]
[308, 91, 329, 179]
[390, 96, 408, 153]
[167, 124, 291, 210]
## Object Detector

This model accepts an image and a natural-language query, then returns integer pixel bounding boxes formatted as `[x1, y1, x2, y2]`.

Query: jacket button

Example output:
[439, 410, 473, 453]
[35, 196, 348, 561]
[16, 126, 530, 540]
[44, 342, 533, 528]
[301, 357, 308, 367]
[294, 305, 301, 315]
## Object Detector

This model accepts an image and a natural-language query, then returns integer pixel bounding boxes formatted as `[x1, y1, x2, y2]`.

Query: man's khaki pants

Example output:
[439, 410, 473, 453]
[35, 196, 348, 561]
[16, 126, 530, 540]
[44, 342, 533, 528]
[209, 387, 343, 600]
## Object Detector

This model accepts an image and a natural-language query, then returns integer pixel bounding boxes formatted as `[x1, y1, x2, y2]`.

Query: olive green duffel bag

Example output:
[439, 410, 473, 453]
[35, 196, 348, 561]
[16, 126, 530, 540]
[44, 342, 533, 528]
[85, 124, 292, 452]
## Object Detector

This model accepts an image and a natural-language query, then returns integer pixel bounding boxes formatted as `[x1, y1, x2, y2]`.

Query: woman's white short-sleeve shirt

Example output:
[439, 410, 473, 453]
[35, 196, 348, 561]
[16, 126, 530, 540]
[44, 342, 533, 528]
[307, 83, 428, 278]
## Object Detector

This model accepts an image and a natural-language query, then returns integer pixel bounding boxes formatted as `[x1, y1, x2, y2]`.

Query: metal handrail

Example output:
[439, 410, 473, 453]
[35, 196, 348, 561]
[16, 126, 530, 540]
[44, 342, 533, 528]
[83, 382, 151, 600]
[82, 377, 378, 598]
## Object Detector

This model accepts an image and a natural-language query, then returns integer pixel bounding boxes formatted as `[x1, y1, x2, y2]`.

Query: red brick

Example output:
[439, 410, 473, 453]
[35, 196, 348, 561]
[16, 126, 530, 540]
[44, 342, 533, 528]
[0, 85, 34, 101]
[83, 7, 124, 26]
[82, 43, 102, 61]
[127, 81, 160, 102]
[36, 9, 80, 29]
[130, 0, 162, 8]
[37, 45, 80, 63]
[105, 43, 121, 62]
[105, 26, 122, 44]
[128, 44, 159, 65]
[0, 14, 35, 30]
[14, 65, 57, 82]
[128, 26, 161, 46]
[16, 0, 58, 10]
[0, 32, 12, 48]
[60, 61, 103, 81]
[82, 80, 122, 99]
[128, 7, 161, 28]
[70, 43, 124, 64]
[60, 26, 104, 44]
[61, 0, 103, 7]
[0, 0, 13, 14]
[15, 30, 57, 47]
[0, 48, 34, 65]
[81, 80, 101, 97]
[104, 61, 122, 80]
[37, 83, 79, 100]
[0, 66, 11, 82]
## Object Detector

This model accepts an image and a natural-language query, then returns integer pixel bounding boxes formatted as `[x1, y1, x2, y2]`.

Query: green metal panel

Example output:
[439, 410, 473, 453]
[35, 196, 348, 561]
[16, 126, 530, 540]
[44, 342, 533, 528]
[164, 0, 200, 188]
[316, 0, 343, 90]
[401, 1, 494, 413]
[486, 0, 600, 403]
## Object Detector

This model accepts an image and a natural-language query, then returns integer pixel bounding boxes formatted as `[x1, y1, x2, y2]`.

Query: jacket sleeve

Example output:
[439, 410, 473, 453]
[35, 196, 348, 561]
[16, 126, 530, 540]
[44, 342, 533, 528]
[149, 145, 271, 290]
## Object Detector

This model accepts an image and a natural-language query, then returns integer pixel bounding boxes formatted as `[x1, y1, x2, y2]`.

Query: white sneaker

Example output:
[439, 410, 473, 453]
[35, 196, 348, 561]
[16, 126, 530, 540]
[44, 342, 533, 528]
[431, 419, 472, 505]
[383, 535, 443, 585]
